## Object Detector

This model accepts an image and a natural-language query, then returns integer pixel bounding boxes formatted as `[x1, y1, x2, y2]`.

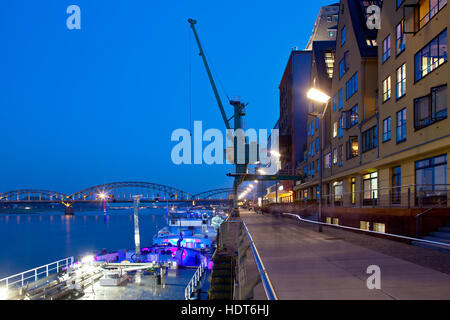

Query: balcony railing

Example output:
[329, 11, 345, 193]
[307, 185, 450, 209]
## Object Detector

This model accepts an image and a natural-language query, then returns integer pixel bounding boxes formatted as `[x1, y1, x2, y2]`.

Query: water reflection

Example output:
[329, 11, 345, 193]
[0, 208, 165, 278]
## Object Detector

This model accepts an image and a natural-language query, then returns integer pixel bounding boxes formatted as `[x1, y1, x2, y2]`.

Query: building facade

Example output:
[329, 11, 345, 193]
[291, 0, 449, 235]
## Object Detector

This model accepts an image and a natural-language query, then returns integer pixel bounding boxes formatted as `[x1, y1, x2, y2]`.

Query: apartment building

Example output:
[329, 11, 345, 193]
[278, 3, 340, 202]
[306, 4, 340, 50]
[296, 0, 381, 205]
[376, 0, 449, 208]
[293, 0, 448, 236]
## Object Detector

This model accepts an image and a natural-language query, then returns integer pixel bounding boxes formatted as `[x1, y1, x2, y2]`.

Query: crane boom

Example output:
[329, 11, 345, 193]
[188, 18, 249, 217]
[188, 19, 231, 130]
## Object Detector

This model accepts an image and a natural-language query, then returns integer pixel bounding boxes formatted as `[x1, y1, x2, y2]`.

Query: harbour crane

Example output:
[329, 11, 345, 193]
[188, 19, 250, 216]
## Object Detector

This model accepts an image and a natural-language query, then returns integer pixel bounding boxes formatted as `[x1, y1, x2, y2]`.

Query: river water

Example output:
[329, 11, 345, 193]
[0, 208, 167, 278]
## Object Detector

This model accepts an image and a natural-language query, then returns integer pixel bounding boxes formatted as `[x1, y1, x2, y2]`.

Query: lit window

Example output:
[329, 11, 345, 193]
[360, 221, 370, 231]
[396, 64, 406, 99]
[414, 29, 447, 82]
[346, 136, 359, 159]
[333, 121, 338, 138]
[383, 76, 391, 102]
[373, 223, 386, 233]
[396, 20, 406, 54]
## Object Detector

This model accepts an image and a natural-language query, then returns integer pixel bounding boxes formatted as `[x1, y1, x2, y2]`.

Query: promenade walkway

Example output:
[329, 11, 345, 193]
[240, 210, 450, 300]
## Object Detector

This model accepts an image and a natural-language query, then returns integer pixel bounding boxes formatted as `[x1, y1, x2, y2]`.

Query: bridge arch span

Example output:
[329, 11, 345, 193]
[69, 181, 190, 201]
[0, 189, 68, 202]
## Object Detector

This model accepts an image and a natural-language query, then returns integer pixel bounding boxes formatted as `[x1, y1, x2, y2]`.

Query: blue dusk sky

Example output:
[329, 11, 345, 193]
[0, 0, 332, 195]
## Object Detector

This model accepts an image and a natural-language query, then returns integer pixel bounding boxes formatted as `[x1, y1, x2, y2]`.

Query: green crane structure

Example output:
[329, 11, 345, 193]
[188, 19, 248, 216]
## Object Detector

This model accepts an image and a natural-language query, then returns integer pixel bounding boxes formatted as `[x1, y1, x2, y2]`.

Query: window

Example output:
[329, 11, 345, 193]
[366, 38, 377, 47]
[315, 137, 320, 152]
[346, 72, 358, 100]
[416, 154, 447, 205]
[373, 223, 386, 233]
[333, 121, 338, 138]
[341, 26, 346, 46]
[351, 177, 356, 205]
[338, 116, 344, 138]
[317, 159, 320, 173]
[315, 117, 319, 130]
[350, 105, 358, 127]
[339, 51, 349, 79]
[324, 153, 331, 169]
[414, 29, 447, 82]
[396, 64, 406, 99]
[396, 20, 406, 55]
[346, 136, 359, 159]
[396, 108, 407, 143]
[362, 126, 378, 153]
[338, 89, 343, 110]
[334, 181, 343, 203]
[333, 148, 338, 164]
[382, 76, 391, 102]
[383, 117, 391, 142]
[414, 84, 447, 129]
[332, 218, 339, 225]
[392, 166, 402, 205]
[417, 0, 448, 30]
[338, 145, 343, 167]
[382, 34, 391, 63]
[333, 95, 337, 111]
[326, 217, 332, 224]
[360, 221, 370, 231]
[363, 172, 378, 205]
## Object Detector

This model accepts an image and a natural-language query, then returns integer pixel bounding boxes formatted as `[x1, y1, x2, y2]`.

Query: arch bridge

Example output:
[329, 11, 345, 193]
[0, 183, 232, 212]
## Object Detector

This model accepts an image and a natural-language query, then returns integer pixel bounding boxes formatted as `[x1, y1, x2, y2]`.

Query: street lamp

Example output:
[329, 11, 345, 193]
[98, 192, 108, 215]
[306, 88, 331, 233]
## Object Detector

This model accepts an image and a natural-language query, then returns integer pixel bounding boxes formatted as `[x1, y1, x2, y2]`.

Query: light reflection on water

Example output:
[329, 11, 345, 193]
[0, 208, 166, 278]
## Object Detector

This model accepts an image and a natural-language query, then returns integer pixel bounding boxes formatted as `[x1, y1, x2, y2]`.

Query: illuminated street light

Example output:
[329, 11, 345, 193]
[306, 87, 331, 233]
[279, 185, 284, 191]
[81, 255, 94, 265]
[270, 150, 281, 158]
[98, 192, 108, 200]
[258, 169, 266, 175]
[307, 88, 331, 104]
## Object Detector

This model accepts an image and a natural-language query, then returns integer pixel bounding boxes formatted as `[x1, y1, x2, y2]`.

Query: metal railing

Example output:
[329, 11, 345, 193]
[283, 213, 450, 249]
[301, 185, 450, 209]
[184, 257, 208, 300]
[242, 222, 278, 300]
[0, 257, 74, 290]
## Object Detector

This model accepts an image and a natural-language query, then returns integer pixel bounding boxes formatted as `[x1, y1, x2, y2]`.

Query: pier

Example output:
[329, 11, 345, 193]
[235, 210, 450, 300]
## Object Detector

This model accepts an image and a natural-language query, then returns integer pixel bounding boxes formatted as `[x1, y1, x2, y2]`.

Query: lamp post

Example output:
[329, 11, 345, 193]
[133, 195, 143, 262]
[306, 88, 331, 233]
